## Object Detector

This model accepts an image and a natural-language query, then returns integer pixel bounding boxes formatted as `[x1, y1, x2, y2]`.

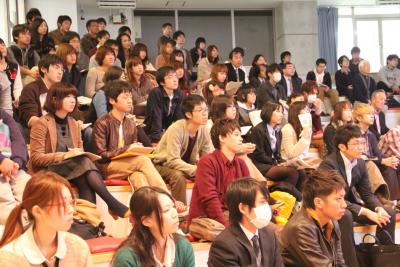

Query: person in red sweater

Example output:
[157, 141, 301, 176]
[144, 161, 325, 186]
[188, 118, 250, 227]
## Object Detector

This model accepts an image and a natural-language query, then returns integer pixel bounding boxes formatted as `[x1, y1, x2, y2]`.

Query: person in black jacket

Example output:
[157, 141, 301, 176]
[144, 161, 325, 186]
[208, 178, 284, 267]
[226, 47, 245, 82]
[56, 43, 81, 92]
[306, 58, 339, 107]
[256, 63, 285, 109]
[352, 60, 376, 104]
[248, 102, 306, 196]
[279, 62, 302, 100]
[335, 55, 354, 102]
[369, 89, 389, 140]
[30, 18, 55, 58]
[319, 124, 396, 267]
[144, 66, 183, 143]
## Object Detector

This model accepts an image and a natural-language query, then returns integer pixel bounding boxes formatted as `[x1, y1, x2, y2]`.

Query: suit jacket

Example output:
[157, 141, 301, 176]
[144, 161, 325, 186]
[248, 122, 282, 174]
[369, 110, 389, 140]
[226, 62, 245, 83]
[352, 73, 376, 103]
[318, 151, 382, 216]
[279, 75, 302, 100]
[208, 223, 284, 267]
[256, 81, 285, 109]
[306, 71, 332, 88]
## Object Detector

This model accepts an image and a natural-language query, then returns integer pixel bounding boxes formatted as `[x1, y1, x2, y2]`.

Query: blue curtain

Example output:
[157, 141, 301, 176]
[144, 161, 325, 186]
[318, 7, 338, 73]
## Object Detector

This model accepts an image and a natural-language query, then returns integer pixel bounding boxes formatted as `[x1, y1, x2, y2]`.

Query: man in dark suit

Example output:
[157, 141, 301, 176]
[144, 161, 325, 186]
[370, 89, 389, 140]
[352, 60, 376, 104]
[208, 178, 283, 267]
[318, 124, 396, 267]
[256, 63, 285, 109]
[279, 62, 302, 100]
[226, 47, 246, 83]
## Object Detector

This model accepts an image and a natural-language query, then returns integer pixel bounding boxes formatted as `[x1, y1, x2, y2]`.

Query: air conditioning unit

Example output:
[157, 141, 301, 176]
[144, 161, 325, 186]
[377, 0, 400, 5]
[97, 0, 136, 9]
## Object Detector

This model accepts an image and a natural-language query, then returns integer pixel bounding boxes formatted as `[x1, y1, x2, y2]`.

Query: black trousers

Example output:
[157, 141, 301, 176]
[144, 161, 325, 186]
[338, 207, 396, 267]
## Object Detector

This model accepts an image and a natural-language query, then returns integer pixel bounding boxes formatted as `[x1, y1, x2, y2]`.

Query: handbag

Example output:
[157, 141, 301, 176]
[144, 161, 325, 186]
[189, 217, 225, 241]
[356, 232, 400, 267]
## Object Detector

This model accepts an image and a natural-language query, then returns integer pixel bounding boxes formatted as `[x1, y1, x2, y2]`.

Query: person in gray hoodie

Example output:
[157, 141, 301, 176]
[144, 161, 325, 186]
[377, 54, 400, 94]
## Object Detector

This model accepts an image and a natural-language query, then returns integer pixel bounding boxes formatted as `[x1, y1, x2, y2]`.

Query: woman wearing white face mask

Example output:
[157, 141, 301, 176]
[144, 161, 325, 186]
[208, 178, 284, 267]
[255, 63, 285, 109]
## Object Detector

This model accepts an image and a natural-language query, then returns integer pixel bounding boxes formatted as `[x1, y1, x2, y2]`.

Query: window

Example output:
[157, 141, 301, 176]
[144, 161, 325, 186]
[0, 1, 7, 44]
[337, 18, 353, 58]
[354, 6, 400, 15]
[356, 20, 380, 72]
[382, 20, 400, 62]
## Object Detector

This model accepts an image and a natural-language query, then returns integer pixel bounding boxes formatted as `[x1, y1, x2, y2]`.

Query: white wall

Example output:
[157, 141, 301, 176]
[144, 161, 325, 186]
[0, 0, 8, 43]
[25, 0, 79, 32]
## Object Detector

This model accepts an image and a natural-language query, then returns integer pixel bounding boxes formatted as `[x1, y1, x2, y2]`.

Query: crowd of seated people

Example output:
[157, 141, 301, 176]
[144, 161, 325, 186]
[1, 7, 400, 267]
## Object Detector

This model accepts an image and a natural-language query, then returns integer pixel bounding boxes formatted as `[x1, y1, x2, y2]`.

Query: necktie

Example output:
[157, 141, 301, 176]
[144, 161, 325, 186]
[235, 68, 240, 82]
[251, 235, 261, 267]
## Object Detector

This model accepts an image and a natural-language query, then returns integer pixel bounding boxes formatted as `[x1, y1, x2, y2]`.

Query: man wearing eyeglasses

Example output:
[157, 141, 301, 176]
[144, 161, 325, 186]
[318, 124, 396, 267]
[153, 94, 213, 206]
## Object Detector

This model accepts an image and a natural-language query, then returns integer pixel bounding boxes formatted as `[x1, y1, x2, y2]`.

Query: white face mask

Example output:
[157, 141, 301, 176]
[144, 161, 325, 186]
[272, 72, 282, 83]
[307, 94, 317, 103]
[298, 113, 312, 128]
[250, 204, 272, 229]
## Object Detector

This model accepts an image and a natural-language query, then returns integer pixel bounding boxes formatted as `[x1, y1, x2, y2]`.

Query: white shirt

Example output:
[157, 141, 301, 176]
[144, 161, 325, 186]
[340, 151, 358, 186]
[239, 223, 259, 247]
[284, 75, 292, 97]
[152, 234, 176, 267]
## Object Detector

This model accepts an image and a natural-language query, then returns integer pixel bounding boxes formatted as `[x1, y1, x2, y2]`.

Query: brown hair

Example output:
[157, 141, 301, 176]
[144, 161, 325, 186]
[301, 80, 318, 95]
[331, 101, 353, 127]
[0, 171, 75, 247]
[205, 80, 225, 106]
[112, 187, 178, 267]
[56, 43, 76, 65]
[103, 66, 124, 83]
[126, 56, 145, 86]
[95, 46, 115, 66]
[288, 101, 308, 139]
[210, 95, 238, 123]
[131, 43, 149, 66]
[210, 64, 228, 84]
[210, 118, 241, 149]
[44, 82, 77, 114]
[206, 45, 219, 64]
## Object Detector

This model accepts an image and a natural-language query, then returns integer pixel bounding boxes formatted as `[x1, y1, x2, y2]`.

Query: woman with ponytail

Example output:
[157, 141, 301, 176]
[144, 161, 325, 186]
[112, 187, 195, 267]
[0, 171, 91, 266]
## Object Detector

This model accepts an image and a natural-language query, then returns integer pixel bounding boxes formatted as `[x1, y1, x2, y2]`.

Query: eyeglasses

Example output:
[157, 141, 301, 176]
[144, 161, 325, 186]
[193, 108, 209, 114]
[44, 199, 77, 210]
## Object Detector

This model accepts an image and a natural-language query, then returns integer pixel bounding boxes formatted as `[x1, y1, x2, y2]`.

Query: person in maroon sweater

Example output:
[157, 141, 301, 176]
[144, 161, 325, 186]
[188, 118, 250, 227]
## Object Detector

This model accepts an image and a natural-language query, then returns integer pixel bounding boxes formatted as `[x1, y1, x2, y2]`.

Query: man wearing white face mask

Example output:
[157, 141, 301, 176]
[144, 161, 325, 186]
[256, 63, 285, 109]
[279, 169, 347, 267]
[208, 178, 284, 267]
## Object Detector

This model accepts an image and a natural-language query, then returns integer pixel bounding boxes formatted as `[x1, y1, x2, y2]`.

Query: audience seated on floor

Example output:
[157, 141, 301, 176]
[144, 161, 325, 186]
[352, 60, 376, 104]
[112, 186, 195, 267]
[279, 169, 346, 267]
[208, 178, 283, 267]
[279, 62, 302, 101]
[256, 63, 285, 109]
[153, 94, 213, 205]
[0, 172, 91, 267]
[226, 47, 246, 83]
[318, 124, 396, 267]
[29, 82, 129, 219]
[0, 109, 31, 224]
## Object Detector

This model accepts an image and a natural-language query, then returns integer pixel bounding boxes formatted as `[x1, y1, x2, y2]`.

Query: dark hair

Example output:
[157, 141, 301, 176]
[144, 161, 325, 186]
[171, 49, 184, 63]
[387, 54, 399, 64]
[96, 30, 110, 40]
[172, 30, 185, 40]
[301, 80, 318, 95]
[118, 26, 131, 36]
[117, 33, 131, 49]
[162, 22, 173, 28]
[104, 80, 133, 111]
[12, 24, 30, 42]
[38, 54, 63, 78]
[113, 187, 176, 267]
[266, 63, 281, 75]
[316, 58, 327, 66]
[206, 45, 219, 64]
[351, 46, 360, 54]
[331, 101, 352, 126]
[280, 51, 291, 62]
[104, 39, 118, 48]
[181, 94, 206, 119]
[195, 37, 206, 48]
[210, 95, 235, 123]
[44, 82, 77, 114]
[95, 46, 115, 66]
[288, 101, 307, 139]
[132, 43, 149, 65]
[61, 31, 80, 43]
[204, 80, 225, 106]
[287, 92, 304, 105]
[302, 169, 346, 209]
[126, 56, 145, 86]
[236, 84, 256, 104]
[57, 15, 72, 26]
[26, 8, 41, 23]
[251, 64, 267, 79]
[229, 47, 244, 59]
[97, 17, 107, 25]
[282, 62, 293, 70]
[156, 66, 175, 86]
[210, 118, 240, 149]
[251, 54, 265, 67]
[338, 55, 349, 67]
[260, 102, 283, 124]
[30, 18, 53, 52]
[334, 124, 362, 149]
[86, 19, 98, 31]
[226, 178, 269, 225]
[103, 66, 124, 83]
